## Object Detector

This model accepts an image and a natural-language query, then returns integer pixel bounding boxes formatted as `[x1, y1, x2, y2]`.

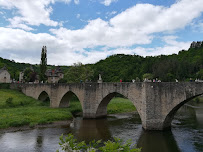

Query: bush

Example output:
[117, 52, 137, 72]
[0, 83, 10, 89]
[6, 97, 14, 107]
[57, 134, 141, 152]
[143, 73, 153, 80]
[19, 100, 30, 106]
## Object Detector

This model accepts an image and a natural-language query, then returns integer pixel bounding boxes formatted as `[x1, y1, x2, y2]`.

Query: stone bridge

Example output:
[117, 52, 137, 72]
[11, 82, 203, 131]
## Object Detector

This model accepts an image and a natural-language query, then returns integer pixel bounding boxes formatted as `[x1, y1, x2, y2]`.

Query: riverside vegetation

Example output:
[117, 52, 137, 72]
[0, 89, 76, 129]
[0, 89, 136, 129]
[57, 134, 141, 152]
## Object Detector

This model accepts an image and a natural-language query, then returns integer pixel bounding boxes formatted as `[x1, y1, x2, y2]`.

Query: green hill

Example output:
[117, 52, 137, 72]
[91, 42, 203, 82]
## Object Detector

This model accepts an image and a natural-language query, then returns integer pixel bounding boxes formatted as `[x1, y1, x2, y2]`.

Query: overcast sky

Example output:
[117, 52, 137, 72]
[0, 0, 203, 65]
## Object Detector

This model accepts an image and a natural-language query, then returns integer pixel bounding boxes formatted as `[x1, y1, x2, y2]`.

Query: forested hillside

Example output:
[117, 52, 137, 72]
[0, 41, 203, 82]
[91, 42, 203, 82]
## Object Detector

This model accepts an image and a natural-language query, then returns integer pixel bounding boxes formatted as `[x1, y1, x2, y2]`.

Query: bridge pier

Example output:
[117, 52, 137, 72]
[82, 83, 100, 118]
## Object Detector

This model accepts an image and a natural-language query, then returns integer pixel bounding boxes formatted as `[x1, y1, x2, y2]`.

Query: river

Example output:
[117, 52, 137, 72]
[0, 103, 202, 152]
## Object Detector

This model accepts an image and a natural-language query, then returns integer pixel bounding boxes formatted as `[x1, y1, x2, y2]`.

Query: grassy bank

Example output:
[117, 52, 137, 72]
[107, 97, 136, 114]
[0, 89, 136, 129]
[0, 89, 82, 129]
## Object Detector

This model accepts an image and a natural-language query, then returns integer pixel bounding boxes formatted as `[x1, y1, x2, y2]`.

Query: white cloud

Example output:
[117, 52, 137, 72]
[76, 14, 80, 19]
[0, 27, 59, 64]
[107, 37, 190, 57]
[74, 0, 80, 5]
[0, 27, 94, 65]
[102, 0, 118, 6]
[110, 0, 203, 34]
[50, 0, 203, 50]
[0, 0, 202, 65]
[0, 0, 73, 30]
[57, 0, 72, 4]
[0, 27, 191, 65]
[0, 1, 58, 29]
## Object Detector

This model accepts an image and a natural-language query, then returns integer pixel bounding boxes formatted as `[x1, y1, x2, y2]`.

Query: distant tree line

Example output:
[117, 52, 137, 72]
[90, 44, 203, 82]
[0, 42, 203, 82]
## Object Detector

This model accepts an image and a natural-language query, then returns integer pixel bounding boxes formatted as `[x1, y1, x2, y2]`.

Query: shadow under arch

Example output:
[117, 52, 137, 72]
[38, 91, 50, 104]
[96, 92, 139, 118]
[59, 91, 82, 108]
[163, 93, 203, 130]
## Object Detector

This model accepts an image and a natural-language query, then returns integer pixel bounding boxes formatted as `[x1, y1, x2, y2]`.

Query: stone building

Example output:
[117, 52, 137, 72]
[0, 66, 11, 83]
[19, 71, 24, 82]
[46, 67, 64, 83]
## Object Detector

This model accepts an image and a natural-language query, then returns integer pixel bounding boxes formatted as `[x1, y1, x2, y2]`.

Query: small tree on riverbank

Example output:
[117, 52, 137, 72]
[40, 46, 47, 82]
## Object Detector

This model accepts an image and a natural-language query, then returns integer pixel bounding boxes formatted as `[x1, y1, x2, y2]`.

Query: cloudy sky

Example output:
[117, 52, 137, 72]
[0, 0, 203, 65]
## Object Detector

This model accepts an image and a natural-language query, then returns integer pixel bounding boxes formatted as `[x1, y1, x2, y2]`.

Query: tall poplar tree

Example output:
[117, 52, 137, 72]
[40, 46, 47, 82]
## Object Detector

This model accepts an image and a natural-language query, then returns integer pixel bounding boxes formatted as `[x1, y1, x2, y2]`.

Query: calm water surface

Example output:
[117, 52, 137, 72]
[0, 103, 202, 152]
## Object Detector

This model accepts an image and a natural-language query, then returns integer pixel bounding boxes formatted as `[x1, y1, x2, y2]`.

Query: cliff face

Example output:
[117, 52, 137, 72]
[190, 41, 203, 48]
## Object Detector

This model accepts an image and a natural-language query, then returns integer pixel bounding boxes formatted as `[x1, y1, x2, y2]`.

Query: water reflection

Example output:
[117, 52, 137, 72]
[0, 127, 70, 152]
[172, 103, 203, 152]
[196, 108, 203, 127]
[137, 130, 180, 152]
[71, 117, 111, 142]
[35, 132, 43, 152]
[0, 103, 202, 152]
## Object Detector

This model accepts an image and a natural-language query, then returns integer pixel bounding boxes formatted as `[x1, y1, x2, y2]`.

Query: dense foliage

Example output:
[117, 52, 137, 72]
[64, 62, 94, 83]
[91, 45, 203, 82]
[0, 42, 203, 82]
[57, 134, 141, 152]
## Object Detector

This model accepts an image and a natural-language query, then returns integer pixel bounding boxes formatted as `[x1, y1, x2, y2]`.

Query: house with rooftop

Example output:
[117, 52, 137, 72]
[46, 67, 64, 83]
[0, 66, 11, 83]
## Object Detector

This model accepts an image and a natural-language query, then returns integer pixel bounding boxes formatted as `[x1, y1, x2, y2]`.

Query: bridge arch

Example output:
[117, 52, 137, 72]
[38, 91, 50, 103]
[163, 93, 203, 130]
[59, 91, 83, 109]
[96, 92, 141, 119]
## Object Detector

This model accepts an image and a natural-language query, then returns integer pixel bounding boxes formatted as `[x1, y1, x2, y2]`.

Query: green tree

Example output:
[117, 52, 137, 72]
[64, 62, 94, 83]
[23, 68, 37, 82]
[197, 69, 203, 79]
[23, 68, 33, 82]
[143, 73, 153, 80]
[39, 46, 47, 82]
